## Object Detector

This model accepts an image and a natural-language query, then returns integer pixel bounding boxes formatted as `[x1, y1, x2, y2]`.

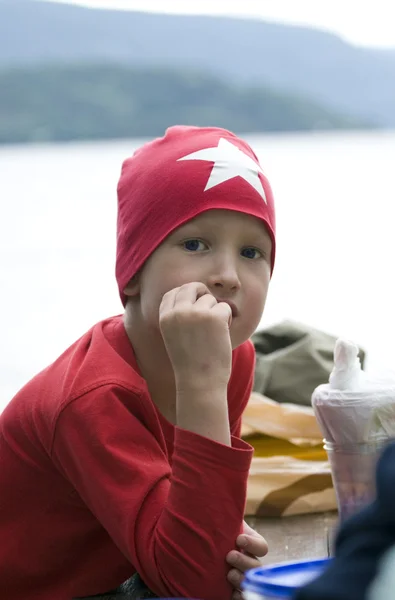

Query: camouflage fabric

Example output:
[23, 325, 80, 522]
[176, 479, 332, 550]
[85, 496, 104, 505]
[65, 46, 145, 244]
[74, 574, 157, 599]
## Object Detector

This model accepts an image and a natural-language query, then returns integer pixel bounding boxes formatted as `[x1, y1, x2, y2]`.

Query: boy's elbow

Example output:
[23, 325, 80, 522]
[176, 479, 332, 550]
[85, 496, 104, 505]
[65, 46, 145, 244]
[155, 571, 233, 600]
[134, 516, 239, 600]
[143, 556, 233, 600]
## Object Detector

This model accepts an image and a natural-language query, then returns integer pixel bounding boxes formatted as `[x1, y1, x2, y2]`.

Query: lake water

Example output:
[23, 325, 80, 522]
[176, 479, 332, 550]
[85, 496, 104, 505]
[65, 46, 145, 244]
[1, 129, 394, 410]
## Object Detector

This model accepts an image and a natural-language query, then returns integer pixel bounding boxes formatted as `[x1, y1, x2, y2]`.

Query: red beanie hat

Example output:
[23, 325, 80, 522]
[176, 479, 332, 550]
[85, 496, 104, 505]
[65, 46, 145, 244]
[116, 125, 276, 305]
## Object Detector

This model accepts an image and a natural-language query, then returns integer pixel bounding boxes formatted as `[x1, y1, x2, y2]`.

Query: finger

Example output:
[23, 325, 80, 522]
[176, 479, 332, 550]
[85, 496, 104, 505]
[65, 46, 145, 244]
[232, 592, 243, 600]
[212, 301, 232, 326]
[227, 549, 261, 572]
[159, 287, 179, 317]
[227, 567, 243, 590]
[194, 293, 218, 310]
[174, 282, 211, 306]
[237, 533, 268, 558]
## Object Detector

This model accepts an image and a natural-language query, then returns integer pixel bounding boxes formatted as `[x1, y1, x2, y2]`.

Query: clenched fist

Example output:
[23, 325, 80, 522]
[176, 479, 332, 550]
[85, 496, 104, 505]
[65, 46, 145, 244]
[159, 282, 233, 392]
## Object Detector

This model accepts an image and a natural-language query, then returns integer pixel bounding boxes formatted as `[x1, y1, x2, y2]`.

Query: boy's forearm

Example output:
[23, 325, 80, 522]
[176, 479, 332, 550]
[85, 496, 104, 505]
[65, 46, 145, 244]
[176, 387, 231, 446]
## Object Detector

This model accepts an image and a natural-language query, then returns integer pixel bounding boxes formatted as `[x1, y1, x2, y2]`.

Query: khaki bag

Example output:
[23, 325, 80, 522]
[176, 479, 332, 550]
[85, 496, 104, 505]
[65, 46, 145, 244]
[252, 321, 365, 406]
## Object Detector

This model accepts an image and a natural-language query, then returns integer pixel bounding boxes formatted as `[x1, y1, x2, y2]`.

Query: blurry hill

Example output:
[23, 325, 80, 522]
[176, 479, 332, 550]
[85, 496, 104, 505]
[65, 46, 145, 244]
[1, 0, 394, 126]
[0, 65, 368, 144]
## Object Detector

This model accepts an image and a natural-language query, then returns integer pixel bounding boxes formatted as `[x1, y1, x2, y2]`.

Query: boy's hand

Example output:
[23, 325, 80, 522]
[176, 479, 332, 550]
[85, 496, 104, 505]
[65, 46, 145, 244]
[226, 522, 269, 600]
[159, 281, 233, 390]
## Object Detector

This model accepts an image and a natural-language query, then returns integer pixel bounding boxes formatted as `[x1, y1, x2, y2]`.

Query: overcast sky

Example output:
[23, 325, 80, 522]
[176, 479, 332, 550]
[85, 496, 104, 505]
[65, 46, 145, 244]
[47, 0, 395, 48]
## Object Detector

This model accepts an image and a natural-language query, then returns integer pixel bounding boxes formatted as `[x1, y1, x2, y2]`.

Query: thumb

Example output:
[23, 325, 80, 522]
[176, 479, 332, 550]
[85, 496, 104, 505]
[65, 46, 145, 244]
[213, 301, 233, 327]
[242, 521, 261, 538]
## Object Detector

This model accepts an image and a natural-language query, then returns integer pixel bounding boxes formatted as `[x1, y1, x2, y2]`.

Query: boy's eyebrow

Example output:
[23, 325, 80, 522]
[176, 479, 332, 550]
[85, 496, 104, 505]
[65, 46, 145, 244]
[176, 229, 271, 247]
[175, 222, 206, 234]
[175, 216, 271, 240]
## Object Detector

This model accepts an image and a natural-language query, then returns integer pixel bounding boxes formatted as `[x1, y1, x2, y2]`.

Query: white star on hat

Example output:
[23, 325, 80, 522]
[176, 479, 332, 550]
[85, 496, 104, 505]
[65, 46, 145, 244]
[177, 137, 267, 203]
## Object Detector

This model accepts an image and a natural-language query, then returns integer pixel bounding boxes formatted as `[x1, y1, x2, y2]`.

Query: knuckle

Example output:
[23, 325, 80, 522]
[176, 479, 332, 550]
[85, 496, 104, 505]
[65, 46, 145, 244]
[159, 311, 173, 326]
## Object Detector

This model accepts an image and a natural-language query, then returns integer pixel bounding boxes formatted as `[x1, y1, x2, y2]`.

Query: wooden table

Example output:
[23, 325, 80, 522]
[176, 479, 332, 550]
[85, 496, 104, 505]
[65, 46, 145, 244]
[246, 511, 338, 565]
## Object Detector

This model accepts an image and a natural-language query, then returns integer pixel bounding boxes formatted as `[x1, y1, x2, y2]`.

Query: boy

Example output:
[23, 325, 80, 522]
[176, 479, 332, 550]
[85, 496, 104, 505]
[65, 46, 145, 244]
[0, 126, 276, 600]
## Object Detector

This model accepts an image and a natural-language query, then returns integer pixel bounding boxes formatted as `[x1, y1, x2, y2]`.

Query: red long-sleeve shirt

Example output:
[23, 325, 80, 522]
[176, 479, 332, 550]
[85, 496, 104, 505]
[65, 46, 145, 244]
[0, 316, 254, 600]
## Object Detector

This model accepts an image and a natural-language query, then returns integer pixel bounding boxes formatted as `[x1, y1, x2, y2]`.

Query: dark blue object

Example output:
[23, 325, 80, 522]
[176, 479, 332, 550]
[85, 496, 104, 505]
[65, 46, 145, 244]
[242, 558, 331, 598]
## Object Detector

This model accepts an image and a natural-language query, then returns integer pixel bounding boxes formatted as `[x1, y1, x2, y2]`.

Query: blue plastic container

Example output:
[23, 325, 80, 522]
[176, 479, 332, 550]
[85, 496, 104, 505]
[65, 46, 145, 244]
[242, 558, 330, 599]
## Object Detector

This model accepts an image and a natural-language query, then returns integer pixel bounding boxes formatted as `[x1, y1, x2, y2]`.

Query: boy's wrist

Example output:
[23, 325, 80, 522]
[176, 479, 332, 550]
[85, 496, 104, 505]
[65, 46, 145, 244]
[175, 372, 230, 395]
[176, 388, 231, 446]
[176, 387, 228, 404]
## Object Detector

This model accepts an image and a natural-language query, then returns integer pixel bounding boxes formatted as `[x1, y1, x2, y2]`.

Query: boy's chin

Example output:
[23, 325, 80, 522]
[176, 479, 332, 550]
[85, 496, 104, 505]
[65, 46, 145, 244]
[230, 331, 250, 350]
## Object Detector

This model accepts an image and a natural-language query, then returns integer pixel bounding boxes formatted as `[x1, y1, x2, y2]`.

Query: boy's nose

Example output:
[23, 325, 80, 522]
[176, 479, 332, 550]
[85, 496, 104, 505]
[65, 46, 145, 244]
[207, 260, 241, 292]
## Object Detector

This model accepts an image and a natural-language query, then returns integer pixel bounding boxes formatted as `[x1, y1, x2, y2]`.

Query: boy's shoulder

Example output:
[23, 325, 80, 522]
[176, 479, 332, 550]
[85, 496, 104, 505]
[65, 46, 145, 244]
[45, 314, 141, 396]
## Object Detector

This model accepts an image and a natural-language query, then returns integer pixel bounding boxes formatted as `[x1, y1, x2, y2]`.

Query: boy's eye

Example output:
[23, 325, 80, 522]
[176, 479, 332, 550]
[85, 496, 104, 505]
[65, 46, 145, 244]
[183, 239, 207, 252]
[241, 247, 262, 260]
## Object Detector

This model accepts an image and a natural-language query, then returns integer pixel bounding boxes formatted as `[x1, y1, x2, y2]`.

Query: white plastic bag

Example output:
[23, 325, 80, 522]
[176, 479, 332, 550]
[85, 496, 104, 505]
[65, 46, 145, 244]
[312, 339, 395, 445]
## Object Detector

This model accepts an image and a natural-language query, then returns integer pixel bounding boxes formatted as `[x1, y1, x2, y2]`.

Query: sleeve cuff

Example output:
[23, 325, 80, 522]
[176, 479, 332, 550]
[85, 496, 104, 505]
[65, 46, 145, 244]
[174, 427, 253, 472]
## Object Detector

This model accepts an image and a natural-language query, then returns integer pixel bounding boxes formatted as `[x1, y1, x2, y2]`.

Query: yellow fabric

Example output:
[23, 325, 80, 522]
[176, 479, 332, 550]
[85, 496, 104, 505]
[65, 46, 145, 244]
[245, 433, 328, 461]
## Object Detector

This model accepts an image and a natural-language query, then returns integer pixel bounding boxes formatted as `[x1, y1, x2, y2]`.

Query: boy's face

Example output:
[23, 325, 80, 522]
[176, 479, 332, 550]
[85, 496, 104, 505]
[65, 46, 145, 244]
[125, 209, 272, 349]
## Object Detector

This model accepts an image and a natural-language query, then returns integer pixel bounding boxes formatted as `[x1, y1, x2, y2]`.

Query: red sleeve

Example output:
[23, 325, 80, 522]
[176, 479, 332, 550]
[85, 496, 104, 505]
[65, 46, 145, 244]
[51, 386, 253, 600]
[228, 339, 255, 438]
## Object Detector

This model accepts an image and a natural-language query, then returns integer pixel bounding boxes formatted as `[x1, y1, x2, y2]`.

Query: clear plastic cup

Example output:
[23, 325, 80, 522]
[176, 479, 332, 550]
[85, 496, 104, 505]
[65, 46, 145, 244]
[324, 439, 387, 520]
[241, 558, 330, 600]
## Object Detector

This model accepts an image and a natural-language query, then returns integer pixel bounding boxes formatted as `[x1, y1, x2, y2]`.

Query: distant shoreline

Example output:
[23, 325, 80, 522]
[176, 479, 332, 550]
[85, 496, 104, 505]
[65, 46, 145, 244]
[1, 128, 391, 152]
[0, 64, 373, 146]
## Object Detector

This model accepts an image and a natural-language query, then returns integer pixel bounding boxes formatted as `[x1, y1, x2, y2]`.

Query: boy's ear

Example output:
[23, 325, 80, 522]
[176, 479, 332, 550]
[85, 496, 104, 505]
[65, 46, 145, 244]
[123, 274, 141, 298]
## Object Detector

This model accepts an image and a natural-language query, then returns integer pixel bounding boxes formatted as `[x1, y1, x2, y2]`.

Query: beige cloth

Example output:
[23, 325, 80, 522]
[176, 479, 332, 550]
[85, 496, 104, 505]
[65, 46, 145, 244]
[243, 392, 337, 517]
[241, 392, 323, 444]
